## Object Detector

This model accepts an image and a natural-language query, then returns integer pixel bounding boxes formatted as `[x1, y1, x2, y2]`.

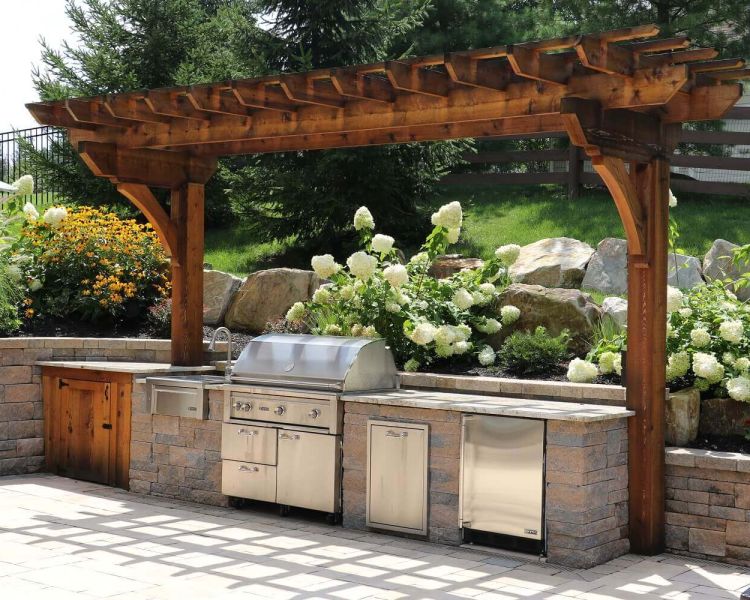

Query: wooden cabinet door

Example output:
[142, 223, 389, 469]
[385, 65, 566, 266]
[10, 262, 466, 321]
[57, 378, 112, 485]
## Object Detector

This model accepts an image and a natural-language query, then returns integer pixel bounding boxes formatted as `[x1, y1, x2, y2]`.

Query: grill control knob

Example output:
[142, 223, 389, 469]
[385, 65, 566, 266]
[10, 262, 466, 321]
[274, 405, 286, 416]
[242, 403, 252, 412]
[308, 408, 321, 419]
[233, 401, 243, 410]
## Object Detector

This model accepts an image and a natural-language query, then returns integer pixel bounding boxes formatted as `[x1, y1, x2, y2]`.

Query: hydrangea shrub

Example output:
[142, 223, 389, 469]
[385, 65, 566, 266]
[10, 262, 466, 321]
[287, 203, 521, 370]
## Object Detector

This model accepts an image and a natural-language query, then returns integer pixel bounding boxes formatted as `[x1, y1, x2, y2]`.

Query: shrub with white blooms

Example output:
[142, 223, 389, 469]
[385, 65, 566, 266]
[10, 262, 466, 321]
[500, 305, 520, 325]
[727, 376, 750, 402]
[567, 358, 599, 383]
[666, 286, 684, 313]
[495, 244, 521, 265]
[296, 202, 521, 369]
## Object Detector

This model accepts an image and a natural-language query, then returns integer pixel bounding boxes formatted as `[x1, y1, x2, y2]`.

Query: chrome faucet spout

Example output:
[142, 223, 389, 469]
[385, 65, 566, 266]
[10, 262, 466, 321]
[209, 327, 233, 381]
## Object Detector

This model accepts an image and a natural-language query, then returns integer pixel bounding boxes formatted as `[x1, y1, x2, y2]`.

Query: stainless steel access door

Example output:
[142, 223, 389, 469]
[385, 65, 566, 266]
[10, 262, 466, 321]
[276, 430, 341, 513]
[461, 415, 544, 540]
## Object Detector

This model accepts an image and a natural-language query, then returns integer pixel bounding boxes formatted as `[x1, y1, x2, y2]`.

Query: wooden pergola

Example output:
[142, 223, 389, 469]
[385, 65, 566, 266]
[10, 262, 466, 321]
[27, 24, 749, 555]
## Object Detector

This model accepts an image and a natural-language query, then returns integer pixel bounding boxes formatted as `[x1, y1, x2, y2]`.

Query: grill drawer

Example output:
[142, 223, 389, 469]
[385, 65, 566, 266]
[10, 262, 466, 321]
[221, 460, 276, 502]
[222, 424, 277, 465]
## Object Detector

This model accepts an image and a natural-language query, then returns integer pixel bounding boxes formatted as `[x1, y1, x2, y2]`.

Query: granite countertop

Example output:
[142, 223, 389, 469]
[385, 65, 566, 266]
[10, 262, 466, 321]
[344, 389, 634, 422]
[36, 361, 218, 375]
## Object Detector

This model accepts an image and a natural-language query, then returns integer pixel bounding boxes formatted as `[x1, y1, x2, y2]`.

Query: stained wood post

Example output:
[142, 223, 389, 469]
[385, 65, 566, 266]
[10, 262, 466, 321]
[170, 183, 205, 366]
[626, 157, 670, 554]
[567, 144, 581, 199]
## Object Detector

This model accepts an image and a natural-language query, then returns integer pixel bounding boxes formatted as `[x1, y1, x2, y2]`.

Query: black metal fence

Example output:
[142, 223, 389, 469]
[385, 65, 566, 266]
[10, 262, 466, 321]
[0, 126, 66, 205]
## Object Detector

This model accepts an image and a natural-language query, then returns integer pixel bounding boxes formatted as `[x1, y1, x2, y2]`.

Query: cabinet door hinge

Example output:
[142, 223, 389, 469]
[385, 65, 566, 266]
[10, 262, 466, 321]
[58, 379, 69, 390]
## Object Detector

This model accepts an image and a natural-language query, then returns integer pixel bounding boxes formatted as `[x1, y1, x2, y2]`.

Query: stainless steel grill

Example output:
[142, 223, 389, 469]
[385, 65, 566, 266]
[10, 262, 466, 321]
[221, 334, 398, 520]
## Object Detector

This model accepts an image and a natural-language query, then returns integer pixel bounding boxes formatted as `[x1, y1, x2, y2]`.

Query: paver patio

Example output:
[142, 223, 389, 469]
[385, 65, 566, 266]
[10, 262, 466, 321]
[0, 475, 748, 599]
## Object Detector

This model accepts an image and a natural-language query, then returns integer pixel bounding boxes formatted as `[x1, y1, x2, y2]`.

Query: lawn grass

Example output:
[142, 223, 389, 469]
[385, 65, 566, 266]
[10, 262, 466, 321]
[204, 184, 750, 275]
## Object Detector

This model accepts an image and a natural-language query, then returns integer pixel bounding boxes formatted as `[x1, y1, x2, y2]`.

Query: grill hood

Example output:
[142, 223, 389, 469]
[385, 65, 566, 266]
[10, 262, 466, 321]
[231, 334, 398, 392]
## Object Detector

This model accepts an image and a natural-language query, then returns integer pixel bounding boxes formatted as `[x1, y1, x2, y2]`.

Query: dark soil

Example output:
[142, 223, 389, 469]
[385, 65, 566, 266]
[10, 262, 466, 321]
[425, 360, 623, 385]
[687, 434, 750, 454]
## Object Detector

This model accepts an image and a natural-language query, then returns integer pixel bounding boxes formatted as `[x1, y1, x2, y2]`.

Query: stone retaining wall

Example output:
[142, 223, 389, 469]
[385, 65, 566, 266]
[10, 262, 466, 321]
[0, 337, 219, 477]
[129, 384, 226, 506]
[665, 447, 750, 566]
[342, 400, 630, 568]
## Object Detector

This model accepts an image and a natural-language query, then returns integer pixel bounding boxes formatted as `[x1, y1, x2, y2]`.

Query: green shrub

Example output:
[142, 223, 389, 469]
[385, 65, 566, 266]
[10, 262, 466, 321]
[0, 264, 22, 335]
[497, 327, 570, 376]
[145, 298, 172, 338]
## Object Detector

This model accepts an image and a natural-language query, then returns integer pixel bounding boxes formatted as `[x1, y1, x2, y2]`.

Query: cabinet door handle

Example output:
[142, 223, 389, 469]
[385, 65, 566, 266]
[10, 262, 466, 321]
[279, 433, 300, 440]
[102, 423, 113, 430]
[386, 430, 407, 438]
[238, 465, 259, 473]
[237, 429, 257, 436]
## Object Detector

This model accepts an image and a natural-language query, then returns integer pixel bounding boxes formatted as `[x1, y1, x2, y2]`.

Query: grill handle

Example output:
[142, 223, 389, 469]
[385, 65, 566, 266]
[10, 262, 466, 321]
[386, 430, 408, 438]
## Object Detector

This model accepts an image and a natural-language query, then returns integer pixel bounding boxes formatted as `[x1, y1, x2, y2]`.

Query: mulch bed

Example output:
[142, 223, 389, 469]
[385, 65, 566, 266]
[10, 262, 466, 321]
[425, 361, 622, 385]
[687, 434, 750, 454]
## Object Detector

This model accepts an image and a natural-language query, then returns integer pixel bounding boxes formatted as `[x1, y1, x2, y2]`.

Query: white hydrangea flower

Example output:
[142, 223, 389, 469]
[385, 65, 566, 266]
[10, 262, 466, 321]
[409, 252, 430, 266]
[666, 286, 683, 313]
[598, 351, 620, 375]
[452, 288, 474, 311]
[478, 346, 496, 366]
[446, 227, 461, 244]
[472, 291, 489, 306]
[727, 376, 750, 402]
[403, 358, 420, 372]
[324, 324, 343, 335]
[346, 251, 377, 280]
[735, 357, 750, 373]
[719, 320, 744, 344]
[385, 301, 401, 313]
[479, 283, 496, 296]
[353, 206, 374, 230]
[476, 318, 501, 335]
[668, 189, 677, 208]
[383, 264, 408, 288]
[43, 206, 68, 229]
[392, 289, 409, 305]
[456, 323, 472, 340]
[362, 325, 378, 337]
[501, 305, 521, 325]
[29, 279, 43, 292]
[678, 307, 693, 318]
[453, 340, 470, 355]
[567, 358, 599, 383]
[435, 343, 454, 357]
[495, 244, 521, 265]
[723, 352, 737, 367]
[339, 285, 354, 301]
[12, 175, 34, 196]
[409, 323, 437, 346]
[666, 322, 676, 339]
[286, 302, 306, 322]
[22, 202, 39, 221]
[371, 234, 395, 254]
[612, 353, 622, 376]
[721, 301, 738, 312]
[666, 351, 691, 381]
[312, 287, 332, 304]
[692, 352, 724, 384]
[350, 324, 363, 336]
[311, 254, 340, 279]
[431, 201, 463, 229]
[434, 325, 458, 347]
[690, 327, 711, 348]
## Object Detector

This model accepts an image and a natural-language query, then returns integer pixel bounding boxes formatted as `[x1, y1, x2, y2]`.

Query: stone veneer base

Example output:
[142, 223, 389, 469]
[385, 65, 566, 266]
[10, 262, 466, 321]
[342, 400, 630, 569]
[666, 447, 750, 566]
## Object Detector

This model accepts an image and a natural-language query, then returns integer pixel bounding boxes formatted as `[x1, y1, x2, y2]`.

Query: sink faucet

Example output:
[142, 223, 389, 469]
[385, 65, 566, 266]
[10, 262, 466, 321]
[209, 327, 233, 381]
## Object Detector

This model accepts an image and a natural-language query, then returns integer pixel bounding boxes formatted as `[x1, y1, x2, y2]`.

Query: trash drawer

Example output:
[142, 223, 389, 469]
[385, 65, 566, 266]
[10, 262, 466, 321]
[221, 423, 277, 464]
[366, 420, 429, 535]
[221, 460, 276, 502]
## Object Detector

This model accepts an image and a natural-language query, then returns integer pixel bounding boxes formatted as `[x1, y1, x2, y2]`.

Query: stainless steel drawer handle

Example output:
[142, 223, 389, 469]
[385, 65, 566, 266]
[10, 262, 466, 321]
[279, 433, 300, 440]
[238, 465, 259, 472]
[386, 430, 408, 438]
[237, 429, 258, 436]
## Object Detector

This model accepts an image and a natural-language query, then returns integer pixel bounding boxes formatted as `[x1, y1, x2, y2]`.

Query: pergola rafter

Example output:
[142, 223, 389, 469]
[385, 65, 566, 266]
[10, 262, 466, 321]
[27, 24, 750, 557]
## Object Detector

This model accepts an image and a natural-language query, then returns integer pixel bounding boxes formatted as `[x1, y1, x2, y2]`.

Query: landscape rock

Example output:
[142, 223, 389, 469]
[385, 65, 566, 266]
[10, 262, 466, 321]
[494, 284, 602, 354]
[224, 268, 321, 333]
[429, 255, 484, 279]
[202, 269, 243, 326]
[581, 238, 628, 295]
[510, 237, 594, 288]
[601, 297, 628, 330]
[667, 253, 704, 289]
[699, 397, 750, 437]
[665, 388, 700, 447]
[703, 239, 750, 301]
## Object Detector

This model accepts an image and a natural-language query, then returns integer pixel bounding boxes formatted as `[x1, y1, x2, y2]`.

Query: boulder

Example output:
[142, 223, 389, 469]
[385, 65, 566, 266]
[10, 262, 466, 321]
[703, 239, 750, 301]
[699, 397, 750, 437]
[493, 284, 602, 354]
[429, 254, 484, 279]
[224, 268, 321, 333]
[202, 269, 243, 326]
[665, 388, 700, 446]
[601, 297, 628, 330]
[510, 237, 594, 288]
[667, 253, 704, 289]
[581, 238, 627, 295]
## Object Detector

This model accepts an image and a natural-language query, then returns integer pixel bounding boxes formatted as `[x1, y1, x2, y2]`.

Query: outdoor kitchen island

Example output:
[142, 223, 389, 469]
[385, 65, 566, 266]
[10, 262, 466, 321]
[340, 389, 634, 569]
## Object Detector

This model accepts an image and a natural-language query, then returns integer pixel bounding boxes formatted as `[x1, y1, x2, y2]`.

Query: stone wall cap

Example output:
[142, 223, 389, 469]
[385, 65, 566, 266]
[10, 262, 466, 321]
[344, 389, 634, 422]
[36, 361, 218, 375]
[666, 446, 750, 472]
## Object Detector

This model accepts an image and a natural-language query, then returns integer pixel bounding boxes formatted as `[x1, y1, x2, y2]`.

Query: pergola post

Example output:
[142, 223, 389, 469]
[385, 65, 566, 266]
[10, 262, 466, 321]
[170, 182, 206, 366]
